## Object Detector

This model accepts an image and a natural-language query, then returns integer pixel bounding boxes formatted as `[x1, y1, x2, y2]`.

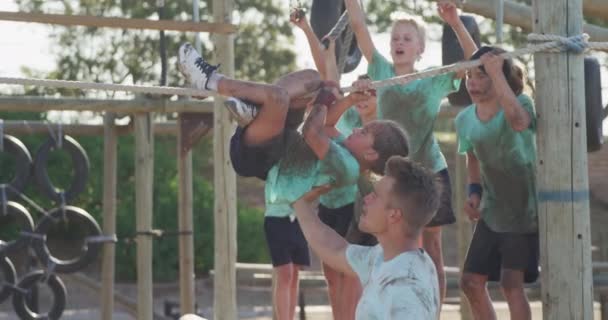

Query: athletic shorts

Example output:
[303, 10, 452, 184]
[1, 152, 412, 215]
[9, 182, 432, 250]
[426, 169, 456, 227]
[264, 217, 311, 267]
[463, 219, 539, 283]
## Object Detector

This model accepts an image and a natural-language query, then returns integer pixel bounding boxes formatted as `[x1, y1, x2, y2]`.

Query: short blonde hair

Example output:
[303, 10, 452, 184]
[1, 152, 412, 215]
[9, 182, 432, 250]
[391, 15, 427, 52]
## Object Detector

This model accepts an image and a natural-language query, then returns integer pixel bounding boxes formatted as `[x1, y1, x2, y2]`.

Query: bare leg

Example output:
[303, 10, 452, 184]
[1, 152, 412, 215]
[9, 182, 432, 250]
[460, 273, 497, 320]
[274, 263, 296, 320]
[423, 226, 446, 308]
[500, 269, 531, 320]
[289, 264, 301, 320]
[322, 262, 344, 320]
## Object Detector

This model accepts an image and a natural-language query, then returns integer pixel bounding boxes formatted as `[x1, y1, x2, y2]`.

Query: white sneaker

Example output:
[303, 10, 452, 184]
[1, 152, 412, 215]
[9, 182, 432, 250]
[224, 97, 259, 127]
[178, 43, 219, 90]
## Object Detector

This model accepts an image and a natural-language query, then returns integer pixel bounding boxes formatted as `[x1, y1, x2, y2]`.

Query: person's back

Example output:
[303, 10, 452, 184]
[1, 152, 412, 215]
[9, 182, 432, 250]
[347, 244, 439, 319]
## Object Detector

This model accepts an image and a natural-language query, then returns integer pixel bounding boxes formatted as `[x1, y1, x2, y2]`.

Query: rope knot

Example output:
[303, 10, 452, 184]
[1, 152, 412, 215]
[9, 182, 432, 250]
[527, 33, 589, 54]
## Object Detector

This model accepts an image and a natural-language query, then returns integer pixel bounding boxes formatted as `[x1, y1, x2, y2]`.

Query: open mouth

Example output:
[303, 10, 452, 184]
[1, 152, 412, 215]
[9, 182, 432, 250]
[395, 49, 405, 55]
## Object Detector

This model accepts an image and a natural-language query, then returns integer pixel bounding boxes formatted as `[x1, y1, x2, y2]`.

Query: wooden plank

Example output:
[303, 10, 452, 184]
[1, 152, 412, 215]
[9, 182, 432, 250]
[1, 120, 181, 136]
[0, 11, 237, 34]
[584, 0, 608, 21]
[212, 0, 238, 319]
[177, 116, 196, 314]
[134, 113, 154, 320]
[0, 96, 215, 113]
[454, 148, 473, 320]
[100, 113, 118, 320]
[533, 0, 594, 319]
[435, 0, 608, 42]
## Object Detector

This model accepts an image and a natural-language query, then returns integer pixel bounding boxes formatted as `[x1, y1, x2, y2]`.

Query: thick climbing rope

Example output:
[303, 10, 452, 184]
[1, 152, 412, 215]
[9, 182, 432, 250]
[0, 35, 606, 97]
[341, 34, 608, 93]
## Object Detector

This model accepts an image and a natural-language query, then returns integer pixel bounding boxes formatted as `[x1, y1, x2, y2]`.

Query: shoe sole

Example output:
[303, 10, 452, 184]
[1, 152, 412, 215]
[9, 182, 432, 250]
[224, 100, 252, 127]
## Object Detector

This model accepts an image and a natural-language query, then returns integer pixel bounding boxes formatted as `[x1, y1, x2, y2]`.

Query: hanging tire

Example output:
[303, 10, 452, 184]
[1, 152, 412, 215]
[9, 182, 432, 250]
[0, 135, 32, 201]
[310, 0, 362, 74]
[0, 255, 16, 304]
[442, 15, 481, 106]
[12, 270, 66, 320]
[584, 57, 603, 153]
[33, 135, 89, 204]
[32, 206, 102, 274]
[0, 201, 35, 255]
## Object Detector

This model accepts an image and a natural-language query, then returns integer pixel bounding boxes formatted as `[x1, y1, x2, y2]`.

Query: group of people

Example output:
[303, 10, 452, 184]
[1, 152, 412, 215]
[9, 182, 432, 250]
[178, 0, 540, 319]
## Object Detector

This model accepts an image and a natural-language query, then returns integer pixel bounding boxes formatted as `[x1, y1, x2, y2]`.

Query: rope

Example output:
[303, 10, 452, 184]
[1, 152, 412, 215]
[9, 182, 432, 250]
[342, 34, 608, 93]
[0, 76, 216, 98]
[322, 11, 350, 49]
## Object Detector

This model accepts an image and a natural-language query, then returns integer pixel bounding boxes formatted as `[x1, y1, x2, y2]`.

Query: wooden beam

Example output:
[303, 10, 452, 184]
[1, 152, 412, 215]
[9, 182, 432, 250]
[0, 11, 237, 34]
[100, 113, 118, 320]
[134, 114, 154, 320]
[212, 0, 238, 318]
[448, 0, 608, 42]
[177, 116, 196, 314]
[454, 149, 473, 320]
[0, 97, 214, 114]
[584, 0, 608, 21]
[533, 0, 594, 318]
[1, 120, 183, 136]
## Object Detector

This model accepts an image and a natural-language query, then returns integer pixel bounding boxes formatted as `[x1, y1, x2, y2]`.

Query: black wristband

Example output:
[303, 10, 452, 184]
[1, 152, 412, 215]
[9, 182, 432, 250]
[468, 183, 483, 198]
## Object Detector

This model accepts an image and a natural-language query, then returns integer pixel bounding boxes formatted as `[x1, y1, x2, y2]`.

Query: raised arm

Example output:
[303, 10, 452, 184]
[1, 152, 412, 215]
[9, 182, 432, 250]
[481, 53, 531, 132]
[291, 9, 328, 78]
[344, 0, 376, 62]
[302, 89, 335, 160]
[437, 1, 478, 78]
[292, 188, 357, 276]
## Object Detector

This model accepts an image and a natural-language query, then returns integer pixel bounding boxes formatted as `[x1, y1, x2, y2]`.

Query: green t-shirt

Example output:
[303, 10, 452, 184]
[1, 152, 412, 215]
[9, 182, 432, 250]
[455, 94, 538, 233]
[265, 135, 360, 217]
[368, 50, 460, 172]
[319, 108, 364, 209]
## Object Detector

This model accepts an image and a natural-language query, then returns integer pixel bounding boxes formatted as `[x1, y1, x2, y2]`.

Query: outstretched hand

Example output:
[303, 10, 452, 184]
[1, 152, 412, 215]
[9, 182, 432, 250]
[437, 1, 461, 27]
[479, 52, 505, 80]
[289, 8, 307, 29]
[298, 184, 333, 204]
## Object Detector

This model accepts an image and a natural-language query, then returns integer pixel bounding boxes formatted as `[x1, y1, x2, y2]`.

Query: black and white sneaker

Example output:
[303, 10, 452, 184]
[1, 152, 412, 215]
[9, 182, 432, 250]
[178, 43, 220, 90]
[224, 97, 258, 127]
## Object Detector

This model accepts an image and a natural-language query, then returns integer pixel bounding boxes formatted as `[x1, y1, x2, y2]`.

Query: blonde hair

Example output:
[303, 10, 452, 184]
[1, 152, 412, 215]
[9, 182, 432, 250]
[391, 14, 427, 52]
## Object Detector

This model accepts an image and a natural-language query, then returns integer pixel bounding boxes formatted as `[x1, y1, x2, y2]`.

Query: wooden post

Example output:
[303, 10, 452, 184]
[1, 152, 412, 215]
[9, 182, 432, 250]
[454, 147, 473, 320]
[533, 0, 594, 318]
[212, 0, 238, 319]
[134, 113, 155, 320]
[178, 116, 196, 314]
[100, 113, 118, 320]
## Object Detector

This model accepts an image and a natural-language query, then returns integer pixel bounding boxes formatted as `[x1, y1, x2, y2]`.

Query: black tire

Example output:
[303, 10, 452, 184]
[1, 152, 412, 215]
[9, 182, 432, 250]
[584, 57, 604, 152]
[33, 135, 89, 203]
[0, 255, 16, 304]
[442, 15, 481, 106]
[0, 201, 35, 255]
[0, 135, 32, 201]
[310, 0, 362, 74]
[32, 206, 102, 274]
[12, 271, 66, 320]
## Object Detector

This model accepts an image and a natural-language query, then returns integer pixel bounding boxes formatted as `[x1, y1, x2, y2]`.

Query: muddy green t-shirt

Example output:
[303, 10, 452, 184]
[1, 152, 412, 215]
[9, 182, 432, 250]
[455, 94, 538, 233]
[368, 50, 460, 172]
[319, 108, 365, 209]
[265, 135, 360, 217]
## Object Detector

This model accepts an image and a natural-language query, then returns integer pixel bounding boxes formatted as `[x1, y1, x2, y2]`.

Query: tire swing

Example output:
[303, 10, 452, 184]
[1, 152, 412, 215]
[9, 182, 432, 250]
[33, 135, 89, 204]
[0, 135, 33, 201]
[32, 206, 102, 274]
[0, 201, 35, 255]
[309, 0, 362, 73]
[11, 270, 66, 320]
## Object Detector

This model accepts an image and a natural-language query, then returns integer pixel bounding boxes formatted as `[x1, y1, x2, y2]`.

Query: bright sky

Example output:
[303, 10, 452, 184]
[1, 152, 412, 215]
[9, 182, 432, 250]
[0, 1, 606, 132]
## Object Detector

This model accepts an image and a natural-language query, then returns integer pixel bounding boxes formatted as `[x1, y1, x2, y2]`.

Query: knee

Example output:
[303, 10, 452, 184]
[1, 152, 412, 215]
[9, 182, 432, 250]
[500, 277, 525, 298]
[268, 86, 289, 110]
[275, 265, 294, 284]
[460, 275, 485, 297]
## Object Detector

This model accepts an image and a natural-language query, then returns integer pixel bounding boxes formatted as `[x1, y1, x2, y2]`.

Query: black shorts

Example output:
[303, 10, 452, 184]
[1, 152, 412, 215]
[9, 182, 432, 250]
[264, 217, 311, 267]
[229, 126, 282, 180]
[318, 204, 354, 237]
[426, 169, 456, 227]
[463, 219, 539, 283]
